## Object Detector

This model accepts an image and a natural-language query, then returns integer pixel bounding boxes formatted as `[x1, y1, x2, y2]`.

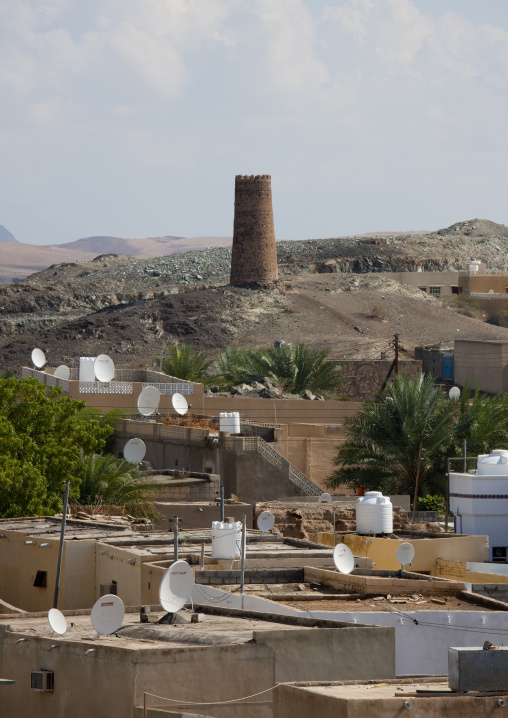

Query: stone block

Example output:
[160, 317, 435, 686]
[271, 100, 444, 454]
[449, 647, 508, 692]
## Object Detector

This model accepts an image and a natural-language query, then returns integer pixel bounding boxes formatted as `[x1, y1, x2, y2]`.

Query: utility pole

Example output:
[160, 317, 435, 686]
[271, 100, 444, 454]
[380, 334, 400, 392]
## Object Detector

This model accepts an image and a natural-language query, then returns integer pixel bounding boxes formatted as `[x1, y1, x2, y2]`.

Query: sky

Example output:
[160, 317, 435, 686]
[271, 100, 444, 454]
[1, 0, 508, 245]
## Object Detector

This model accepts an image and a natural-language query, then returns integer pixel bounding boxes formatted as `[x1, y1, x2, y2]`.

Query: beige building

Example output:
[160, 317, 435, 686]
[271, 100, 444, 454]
[0, 609, 395, 718]
[454, 339, 508, 394]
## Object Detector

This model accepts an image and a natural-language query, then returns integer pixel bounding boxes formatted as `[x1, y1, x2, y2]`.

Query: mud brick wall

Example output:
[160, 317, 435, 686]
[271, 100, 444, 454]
[230, 174, 278, 285]
[337, 360, 422, 400]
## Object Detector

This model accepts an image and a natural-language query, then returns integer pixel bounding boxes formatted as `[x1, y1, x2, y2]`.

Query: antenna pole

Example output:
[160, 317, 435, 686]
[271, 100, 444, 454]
[240, 515, 246, 609]
[53, 480, 70, 609]
[411, 443, 424, 523]
[173, 516, 179, 562]
[220, 486, 224, 523]
[463, 439, 467, 473]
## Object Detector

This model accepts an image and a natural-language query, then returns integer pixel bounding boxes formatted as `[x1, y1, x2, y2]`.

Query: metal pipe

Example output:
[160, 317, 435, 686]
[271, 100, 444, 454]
[53, 480, 70, 609]
[173, 516, 179, 562]
[220, 486, 224, 523]
[240, 515, 246, 609]
[463, 439, 467, 473]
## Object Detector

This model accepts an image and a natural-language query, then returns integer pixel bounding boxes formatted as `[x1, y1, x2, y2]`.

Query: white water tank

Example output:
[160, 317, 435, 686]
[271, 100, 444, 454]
[219, 412, 241, 435]
[356, 491, 393, 534]
[211, 521, 242, 559]
[477, 449, 508, 475]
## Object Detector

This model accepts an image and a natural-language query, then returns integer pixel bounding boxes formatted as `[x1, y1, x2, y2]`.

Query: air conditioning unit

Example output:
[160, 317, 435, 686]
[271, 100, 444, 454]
[31, 671, 54, 692]
[492, 546, 507, 562]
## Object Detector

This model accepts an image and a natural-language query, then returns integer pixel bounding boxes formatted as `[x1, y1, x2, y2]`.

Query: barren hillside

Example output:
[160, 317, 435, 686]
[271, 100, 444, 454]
[1, 218, 508, 373]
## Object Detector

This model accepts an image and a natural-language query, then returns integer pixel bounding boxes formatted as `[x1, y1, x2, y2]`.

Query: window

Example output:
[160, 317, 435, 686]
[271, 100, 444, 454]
[429, 286, 441, 296]
[451, 286, 462, 295]
[418, 286, 427, 292]
[33, 570, 47, 588]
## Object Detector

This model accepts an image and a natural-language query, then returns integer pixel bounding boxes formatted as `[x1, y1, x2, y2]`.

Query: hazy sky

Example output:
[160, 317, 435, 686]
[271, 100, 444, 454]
[1, 0, 507, 245]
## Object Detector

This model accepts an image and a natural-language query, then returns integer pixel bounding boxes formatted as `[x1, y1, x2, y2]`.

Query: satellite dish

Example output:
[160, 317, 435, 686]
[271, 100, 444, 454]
[257, 511, 275, 532]
[123, 438, 146, 464]
[137, 386, 160, 416]
[318, 493, 332, 504]
[94, 354, 115, 383]
[31, 348, 46, 369]
[91, 594, 125, 635]
[159, 560, 194, 613]
[54, 365, 70, 381]
[333, 543, 355, 574]
[48, 608, 67, 635]
[449, 386, 460, 400]
[172, 392, 188, 416]
[396, 542, 415, 569]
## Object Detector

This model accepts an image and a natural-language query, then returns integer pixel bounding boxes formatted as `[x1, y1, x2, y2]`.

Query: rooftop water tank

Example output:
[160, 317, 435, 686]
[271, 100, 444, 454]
[477, 449, 508, 476]
[219, 412, 241, 435]
[211, 521, 242, 559]
[356, 491, 393, 535]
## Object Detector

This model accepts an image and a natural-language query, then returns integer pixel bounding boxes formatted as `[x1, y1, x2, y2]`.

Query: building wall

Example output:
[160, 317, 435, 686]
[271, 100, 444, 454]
[0, 532, 96, 612]
[432, 558, 508, 584]
[454, 339, 508, 394]
[335, 361, 421, 400]
[316, 533, 489, 571]
[0, 622, 395, 718]
[153, 501, 254, 532]
[385, 271, 460, 295]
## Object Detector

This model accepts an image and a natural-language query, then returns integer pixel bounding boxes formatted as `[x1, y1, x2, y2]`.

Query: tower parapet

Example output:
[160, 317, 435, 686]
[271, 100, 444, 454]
[230, 174, 278, 286]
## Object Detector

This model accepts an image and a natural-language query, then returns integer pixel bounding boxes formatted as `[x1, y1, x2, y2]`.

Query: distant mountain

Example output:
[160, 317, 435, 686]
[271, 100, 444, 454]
[0, 225, 18, 243]
[56, 235, 231, 258]
[0, 235, 233, 284]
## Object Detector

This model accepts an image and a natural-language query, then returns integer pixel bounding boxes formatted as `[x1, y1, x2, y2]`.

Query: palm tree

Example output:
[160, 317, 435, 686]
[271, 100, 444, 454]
[212, 343, 343, 394]
[160, 343, 213, 383]
[259, 343, 343, 394]
[77, 452, 161, 522]
[327, 373, 457, 497]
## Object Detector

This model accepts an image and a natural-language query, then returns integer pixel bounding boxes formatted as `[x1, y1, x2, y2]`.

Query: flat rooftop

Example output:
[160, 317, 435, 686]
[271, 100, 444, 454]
[0, 609, 359, 651]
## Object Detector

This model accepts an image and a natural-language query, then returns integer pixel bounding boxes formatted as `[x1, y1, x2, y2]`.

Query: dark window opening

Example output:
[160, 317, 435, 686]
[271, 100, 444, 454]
[33, 570, 47, 588]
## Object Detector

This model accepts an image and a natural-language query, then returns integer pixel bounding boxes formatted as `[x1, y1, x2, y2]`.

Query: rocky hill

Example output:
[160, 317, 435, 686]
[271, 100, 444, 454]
[1, 218, 508, 373]
[0, 225, 18, 243]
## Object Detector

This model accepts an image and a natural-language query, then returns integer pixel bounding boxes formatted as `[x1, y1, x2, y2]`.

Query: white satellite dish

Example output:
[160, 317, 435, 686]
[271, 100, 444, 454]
[172, 392, 188, 416]
[449, 386, 460, 400]
[31, 348, 46, 369]
[333, 543, 355, 574]
[159, 560, 194, 613]
[123, 438, 146, 464]
[257, 511, 275, 532]
[91, 594, 125, 635]
[48, 608, 67, 635]
[318, 492, 332, 504]
[137, 386, 160, 416]
[94, 354, 115, 383]
[54, 365, 70, 381]
[396, 542, 415, 569]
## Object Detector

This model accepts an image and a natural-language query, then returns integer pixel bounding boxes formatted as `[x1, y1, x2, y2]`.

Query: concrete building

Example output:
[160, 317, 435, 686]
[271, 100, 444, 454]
[274, 679, 508, 718]
[0, 608, 395, 718]
[454, 339, 508, 394]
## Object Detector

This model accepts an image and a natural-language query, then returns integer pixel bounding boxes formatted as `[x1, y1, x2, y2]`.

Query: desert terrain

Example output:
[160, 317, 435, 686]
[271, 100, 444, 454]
[1, 218, 508, 373]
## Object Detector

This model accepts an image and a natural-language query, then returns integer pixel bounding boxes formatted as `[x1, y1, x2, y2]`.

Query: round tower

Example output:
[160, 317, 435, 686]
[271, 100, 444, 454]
[230, 174, 278, 286]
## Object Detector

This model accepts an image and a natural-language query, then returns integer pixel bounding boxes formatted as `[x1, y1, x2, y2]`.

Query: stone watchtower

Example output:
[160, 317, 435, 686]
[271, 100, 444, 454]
[230, 174, 278, 286]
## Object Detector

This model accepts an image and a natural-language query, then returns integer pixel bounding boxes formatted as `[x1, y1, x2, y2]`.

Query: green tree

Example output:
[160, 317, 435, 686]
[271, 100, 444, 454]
[160, 343, 213, 383]
[256, 343, 343, 394]
[212, 343, 343, 394]
[326, 373, 457, 497]
[77, 452, 160, 522]
[0, 377, 109, 517]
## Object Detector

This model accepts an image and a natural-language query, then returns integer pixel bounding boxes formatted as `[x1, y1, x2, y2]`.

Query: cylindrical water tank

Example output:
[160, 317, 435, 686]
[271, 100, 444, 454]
[219, 412, 241, 435]
[211, 521, 242, 559]
[477, 449, 508, 476]
[356, 491, 393, 534]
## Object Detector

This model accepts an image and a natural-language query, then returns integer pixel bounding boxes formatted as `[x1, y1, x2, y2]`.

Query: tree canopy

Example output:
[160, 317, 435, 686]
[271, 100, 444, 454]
[327, 373, 508, 498]
[0, 377, 110, 517]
